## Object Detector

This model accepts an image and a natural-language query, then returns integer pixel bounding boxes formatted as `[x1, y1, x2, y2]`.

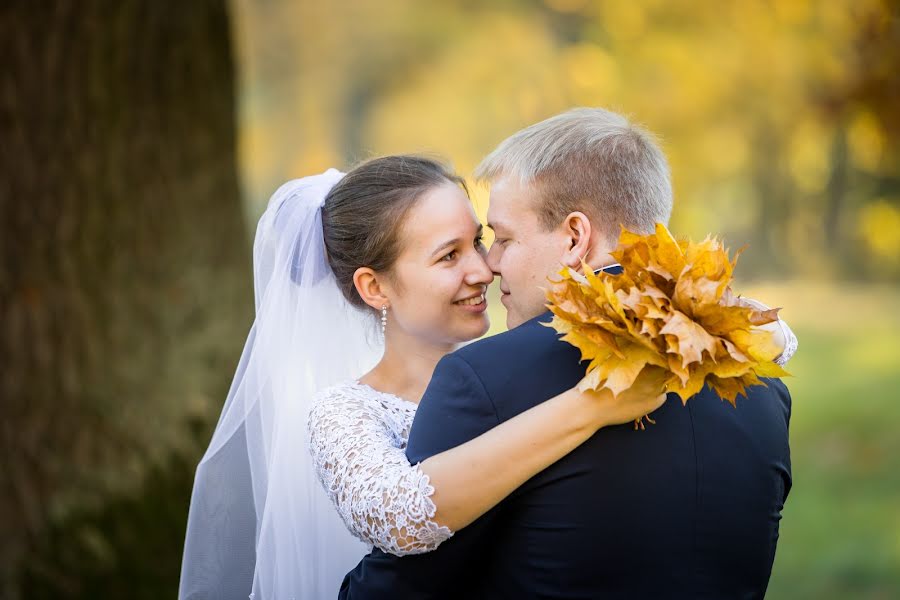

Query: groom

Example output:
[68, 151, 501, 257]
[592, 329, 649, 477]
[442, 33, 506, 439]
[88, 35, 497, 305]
[340, 108, 792, 599]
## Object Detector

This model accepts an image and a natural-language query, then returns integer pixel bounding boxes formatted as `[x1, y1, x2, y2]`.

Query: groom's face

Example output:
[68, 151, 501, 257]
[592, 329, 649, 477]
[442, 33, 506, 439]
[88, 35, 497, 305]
[486, 176, 574, 329]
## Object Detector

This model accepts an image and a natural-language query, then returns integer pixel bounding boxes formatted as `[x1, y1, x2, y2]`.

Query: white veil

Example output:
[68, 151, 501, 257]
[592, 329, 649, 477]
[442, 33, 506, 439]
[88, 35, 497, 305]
[178, 169, 383, 599]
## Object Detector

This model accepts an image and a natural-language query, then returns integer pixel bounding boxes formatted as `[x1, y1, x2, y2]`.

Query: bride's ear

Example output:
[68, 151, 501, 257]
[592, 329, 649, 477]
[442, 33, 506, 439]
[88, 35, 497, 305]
[353, 267, 391, 311]
[559, 212, 593, 270]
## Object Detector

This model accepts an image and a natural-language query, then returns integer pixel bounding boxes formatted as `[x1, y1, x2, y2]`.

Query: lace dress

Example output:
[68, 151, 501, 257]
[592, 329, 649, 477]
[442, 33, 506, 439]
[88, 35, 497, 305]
[308, 382, 454, 556]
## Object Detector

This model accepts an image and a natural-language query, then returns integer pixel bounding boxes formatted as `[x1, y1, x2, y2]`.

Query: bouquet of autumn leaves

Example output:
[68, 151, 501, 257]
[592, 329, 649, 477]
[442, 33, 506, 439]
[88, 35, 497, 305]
[545, 224, 789, 428]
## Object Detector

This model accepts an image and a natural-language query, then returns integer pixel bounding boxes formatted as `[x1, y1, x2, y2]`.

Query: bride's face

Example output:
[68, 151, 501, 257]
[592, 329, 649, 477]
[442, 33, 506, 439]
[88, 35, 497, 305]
[384, 183, 493, 345]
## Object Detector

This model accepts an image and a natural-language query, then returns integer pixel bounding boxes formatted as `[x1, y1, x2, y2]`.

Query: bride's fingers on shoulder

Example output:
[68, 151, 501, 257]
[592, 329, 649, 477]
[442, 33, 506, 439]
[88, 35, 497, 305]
[634, 393, 663, 415]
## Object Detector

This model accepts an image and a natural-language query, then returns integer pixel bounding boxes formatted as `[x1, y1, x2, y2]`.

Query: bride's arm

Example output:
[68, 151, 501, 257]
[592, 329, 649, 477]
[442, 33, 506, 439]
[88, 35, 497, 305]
[418, 380, 665, 533]
[309, 303, 793, 557]
[308, 381, 665, 556]
[414, 309, 797, 536]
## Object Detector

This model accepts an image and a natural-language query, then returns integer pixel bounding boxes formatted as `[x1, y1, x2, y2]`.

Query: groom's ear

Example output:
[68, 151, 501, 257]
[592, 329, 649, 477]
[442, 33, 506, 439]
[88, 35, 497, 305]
[353, 267, 391, 311]
[559, 211, 593, 269]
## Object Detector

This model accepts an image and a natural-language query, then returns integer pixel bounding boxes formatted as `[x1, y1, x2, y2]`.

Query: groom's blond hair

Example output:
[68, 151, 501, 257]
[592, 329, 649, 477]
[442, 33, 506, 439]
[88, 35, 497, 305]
[475, 107, 672, 243]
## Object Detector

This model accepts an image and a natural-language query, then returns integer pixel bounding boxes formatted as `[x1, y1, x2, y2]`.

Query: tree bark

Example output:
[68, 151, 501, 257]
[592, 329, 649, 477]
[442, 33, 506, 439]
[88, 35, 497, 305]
[0, 1, 252, 596]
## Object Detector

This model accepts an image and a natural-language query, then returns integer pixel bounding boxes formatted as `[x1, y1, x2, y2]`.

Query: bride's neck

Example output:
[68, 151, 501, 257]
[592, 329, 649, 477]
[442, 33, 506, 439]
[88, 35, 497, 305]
[360, 330, 454, 404]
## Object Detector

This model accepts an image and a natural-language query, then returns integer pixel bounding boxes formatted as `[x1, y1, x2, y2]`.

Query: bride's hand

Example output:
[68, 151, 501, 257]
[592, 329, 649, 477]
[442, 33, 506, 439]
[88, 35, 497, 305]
[736, 297, 787, 352]
[578, 371, 668, 430]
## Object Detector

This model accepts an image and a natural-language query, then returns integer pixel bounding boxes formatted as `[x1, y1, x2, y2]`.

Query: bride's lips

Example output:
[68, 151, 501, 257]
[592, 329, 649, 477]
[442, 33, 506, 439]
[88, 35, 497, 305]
[454, 293, 487, 314]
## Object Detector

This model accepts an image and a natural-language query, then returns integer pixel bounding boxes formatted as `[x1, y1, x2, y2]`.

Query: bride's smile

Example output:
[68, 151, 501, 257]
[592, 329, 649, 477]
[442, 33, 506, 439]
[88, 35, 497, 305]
[453, 293, 486, 310]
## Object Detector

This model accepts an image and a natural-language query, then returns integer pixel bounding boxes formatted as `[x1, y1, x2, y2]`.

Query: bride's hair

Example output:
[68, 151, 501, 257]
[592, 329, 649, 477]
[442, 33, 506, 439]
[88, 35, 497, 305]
[322, 155, 467, 310]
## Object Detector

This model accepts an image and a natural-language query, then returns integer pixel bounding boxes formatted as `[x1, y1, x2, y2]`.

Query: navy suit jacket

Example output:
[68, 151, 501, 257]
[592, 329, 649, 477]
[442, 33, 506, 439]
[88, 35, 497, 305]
[340, 311, 792, 599]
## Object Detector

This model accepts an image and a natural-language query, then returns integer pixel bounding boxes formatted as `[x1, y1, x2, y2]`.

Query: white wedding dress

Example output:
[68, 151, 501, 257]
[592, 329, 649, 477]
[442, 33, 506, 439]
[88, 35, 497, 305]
[308, 382, 454, 556]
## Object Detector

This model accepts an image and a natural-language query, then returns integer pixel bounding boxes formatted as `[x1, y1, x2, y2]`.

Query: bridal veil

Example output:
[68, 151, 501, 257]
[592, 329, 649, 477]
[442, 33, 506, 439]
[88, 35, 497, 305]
[179, 169, 382, 599]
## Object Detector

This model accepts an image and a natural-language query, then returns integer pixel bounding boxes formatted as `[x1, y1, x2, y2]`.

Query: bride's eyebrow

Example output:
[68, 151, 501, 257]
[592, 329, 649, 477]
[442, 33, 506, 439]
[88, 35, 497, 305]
[430, 225, 484, 257]
[430, 238, 460, 258]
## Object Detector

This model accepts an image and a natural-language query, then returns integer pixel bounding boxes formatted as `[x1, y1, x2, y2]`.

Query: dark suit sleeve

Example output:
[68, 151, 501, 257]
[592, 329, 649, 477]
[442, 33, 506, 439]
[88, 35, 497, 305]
[339, 353, 502, 599]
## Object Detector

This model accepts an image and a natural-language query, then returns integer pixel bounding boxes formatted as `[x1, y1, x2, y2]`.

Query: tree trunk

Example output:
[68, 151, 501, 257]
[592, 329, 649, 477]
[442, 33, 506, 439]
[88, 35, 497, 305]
[0, 1, 252, 596]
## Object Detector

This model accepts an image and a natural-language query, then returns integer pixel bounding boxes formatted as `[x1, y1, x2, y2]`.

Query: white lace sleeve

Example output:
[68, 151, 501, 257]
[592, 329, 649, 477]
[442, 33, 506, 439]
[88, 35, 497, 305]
[307, 386, 453, 556]
[741, 297, 798, 366]
[774, 317, 798, 366]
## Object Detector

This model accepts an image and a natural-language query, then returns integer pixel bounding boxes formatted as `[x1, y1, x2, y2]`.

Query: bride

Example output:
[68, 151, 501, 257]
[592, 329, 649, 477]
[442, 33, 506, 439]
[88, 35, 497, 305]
[178, 155, 796, 599]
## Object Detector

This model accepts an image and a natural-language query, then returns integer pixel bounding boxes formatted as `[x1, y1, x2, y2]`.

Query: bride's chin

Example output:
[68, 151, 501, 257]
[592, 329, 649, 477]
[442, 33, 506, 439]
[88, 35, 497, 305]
[470, 316, 490, 338]
[446, 315, 490, 344]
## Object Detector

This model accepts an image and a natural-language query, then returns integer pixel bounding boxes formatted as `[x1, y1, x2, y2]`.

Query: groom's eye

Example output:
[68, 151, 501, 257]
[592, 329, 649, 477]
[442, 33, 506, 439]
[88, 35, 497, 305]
[441, 250, 458, 262]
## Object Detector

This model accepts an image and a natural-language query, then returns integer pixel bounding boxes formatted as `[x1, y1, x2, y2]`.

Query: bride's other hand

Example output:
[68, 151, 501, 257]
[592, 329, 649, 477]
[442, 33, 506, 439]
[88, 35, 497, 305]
[737, 296, 787, 353]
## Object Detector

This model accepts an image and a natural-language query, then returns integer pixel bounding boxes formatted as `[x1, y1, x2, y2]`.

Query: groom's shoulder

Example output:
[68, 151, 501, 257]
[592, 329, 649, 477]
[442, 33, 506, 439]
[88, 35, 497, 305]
[452, 311, 561, 369]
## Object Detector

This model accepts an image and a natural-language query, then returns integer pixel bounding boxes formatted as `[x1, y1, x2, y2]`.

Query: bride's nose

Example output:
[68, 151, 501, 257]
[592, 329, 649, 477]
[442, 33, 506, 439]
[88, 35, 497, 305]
[464, 252, 494, 286]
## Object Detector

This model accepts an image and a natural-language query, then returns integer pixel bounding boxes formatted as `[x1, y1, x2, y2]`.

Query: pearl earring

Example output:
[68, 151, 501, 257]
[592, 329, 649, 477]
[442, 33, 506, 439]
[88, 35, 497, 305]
[381, 305, 388, 335]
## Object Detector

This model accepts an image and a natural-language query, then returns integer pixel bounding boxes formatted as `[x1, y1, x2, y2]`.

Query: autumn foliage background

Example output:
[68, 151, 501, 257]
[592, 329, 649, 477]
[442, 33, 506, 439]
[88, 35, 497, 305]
[2, 1, 899, 598]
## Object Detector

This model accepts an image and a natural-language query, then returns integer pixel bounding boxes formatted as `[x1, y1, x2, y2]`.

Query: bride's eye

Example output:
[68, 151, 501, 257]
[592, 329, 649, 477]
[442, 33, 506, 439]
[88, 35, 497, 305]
[474, 236, 485, 249]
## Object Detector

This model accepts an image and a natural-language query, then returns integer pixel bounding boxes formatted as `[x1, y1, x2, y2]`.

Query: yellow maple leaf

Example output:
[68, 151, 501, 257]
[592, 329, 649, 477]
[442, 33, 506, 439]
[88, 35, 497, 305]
[545, 223, 790, 421]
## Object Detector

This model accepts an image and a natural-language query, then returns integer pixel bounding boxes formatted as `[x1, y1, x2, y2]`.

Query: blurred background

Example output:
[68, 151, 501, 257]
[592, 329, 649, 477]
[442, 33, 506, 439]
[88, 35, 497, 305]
[2, 0, 898, 598]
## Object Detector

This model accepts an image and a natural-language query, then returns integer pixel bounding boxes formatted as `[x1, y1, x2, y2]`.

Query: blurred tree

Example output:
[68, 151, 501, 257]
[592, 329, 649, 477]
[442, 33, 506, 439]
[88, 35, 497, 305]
[0, 1, 252, 597]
